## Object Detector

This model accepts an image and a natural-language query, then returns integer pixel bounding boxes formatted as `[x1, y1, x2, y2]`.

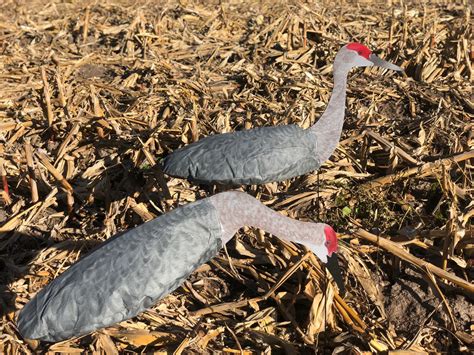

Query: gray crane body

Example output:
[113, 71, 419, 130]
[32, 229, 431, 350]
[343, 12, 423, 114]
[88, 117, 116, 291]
[162, 124, 320, 185]
[17, 191, 342, 342]
[162, 44, 402, 185]
[17, 199, 223, 342]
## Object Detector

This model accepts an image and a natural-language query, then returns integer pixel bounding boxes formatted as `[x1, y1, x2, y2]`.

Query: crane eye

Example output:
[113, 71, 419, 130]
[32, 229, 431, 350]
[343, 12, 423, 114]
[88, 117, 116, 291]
[325, 241, 329, 247]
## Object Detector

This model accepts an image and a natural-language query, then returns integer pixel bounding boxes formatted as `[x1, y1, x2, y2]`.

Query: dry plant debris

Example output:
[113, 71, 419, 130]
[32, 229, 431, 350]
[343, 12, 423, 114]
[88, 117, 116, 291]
[0, 0, 472, 353]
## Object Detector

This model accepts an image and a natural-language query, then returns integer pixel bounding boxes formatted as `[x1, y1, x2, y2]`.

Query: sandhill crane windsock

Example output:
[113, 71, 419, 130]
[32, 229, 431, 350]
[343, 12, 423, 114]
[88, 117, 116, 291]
[162, 43, 402, 185]
[17, 191, 343, 342]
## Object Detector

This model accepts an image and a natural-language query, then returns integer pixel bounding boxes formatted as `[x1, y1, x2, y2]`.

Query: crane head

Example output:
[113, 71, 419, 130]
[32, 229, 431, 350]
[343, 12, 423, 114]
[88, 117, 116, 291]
[301, 223, 345, 294]
[324, 225, 338, 257]
[347, 42, 372, 59]
[343, 42, 403, 72]
[323, 225, 345, 294]
[301, 223, 338, 263]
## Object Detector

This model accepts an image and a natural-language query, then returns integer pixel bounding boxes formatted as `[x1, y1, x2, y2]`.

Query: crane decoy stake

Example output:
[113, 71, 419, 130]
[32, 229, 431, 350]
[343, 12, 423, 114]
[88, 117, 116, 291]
[162, 43, 402, 185]
[18, 191, 343, 342]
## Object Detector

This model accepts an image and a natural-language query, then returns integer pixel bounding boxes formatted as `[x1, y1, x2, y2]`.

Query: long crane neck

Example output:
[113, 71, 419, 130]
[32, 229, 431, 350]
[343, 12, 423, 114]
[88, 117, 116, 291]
[209, 191, 320, 246]
[309, 67, 349, 163]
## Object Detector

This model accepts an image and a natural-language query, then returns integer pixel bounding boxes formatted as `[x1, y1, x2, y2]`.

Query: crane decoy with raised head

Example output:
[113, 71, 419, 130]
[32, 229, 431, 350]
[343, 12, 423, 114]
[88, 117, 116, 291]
[162, 43, 402, 185]
[17, 191, 343, 342]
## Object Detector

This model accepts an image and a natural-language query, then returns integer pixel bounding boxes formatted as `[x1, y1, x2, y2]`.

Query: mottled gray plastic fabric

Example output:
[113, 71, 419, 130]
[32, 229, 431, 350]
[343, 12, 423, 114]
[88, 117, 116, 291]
[17, 199, 223, 342]
[162, 44, 401, 186]
[162, 125, 319, 185]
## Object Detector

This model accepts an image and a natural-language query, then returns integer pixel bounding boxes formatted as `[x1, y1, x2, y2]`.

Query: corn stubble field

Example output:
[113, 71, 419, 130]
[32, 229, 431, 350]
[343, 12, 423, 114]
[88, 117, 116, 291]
[0, 0, 472, 353]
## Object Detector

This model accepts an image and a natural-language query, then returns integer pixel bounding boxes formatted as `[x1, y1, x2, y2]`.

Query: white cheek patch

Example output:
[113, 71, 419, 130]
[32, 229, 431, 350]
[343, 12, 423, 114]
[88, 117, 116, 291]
[310, 244, 328, 263]
[353, 55, 373, 67]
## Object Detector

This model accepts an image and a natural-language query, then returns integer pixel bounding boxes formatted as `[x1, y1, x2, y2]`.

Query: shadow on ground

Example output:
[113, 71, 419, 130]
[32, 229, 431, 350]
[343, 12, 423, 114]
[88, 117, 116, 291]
[0, 231, 103, 319]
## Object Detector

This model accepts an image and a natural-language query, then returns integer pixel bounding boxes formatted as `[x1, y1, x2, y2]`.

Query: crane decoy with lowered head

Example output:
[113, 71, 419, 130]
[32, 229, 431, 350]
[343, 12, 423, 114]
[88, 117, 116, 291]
[17, 191, 343, 342]
[162, 43, 402, 185]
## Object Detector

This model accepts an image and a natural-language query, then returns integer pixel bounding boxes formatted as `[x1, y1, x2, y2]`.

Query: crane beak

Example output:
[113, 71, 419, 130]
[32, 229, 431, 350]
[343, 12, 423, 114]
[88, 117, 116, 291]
[369, 53, 403, 72]
[325, 253, 345, 295]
